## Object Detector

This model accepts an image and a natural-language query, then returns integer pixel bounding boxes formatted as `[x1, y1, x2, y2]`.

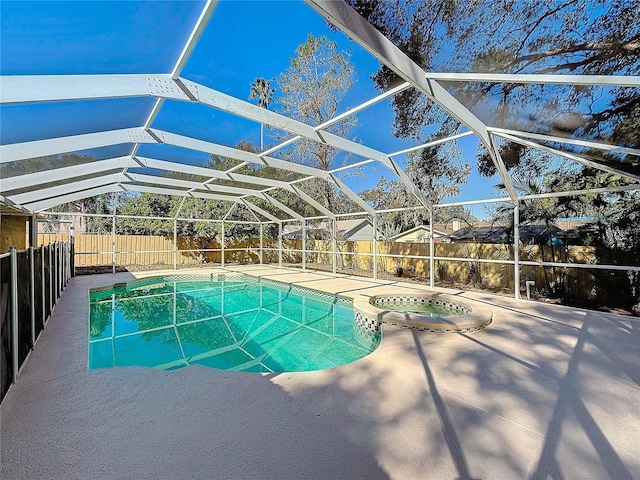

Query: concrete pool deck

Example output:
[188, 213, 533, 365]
[1, 265, 639, 479]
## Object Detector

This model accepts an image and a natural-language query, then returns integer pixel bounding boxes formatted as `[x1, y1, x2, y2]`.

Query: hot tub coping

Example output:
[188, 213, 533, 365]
[353, 291, 493, 333]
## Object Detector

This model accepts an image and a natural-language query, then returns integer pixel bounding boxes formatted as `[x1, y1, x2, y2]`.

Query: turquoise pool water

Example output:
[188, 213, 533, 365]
[88, 276, 380, 372]
[378, 300, 464, 317]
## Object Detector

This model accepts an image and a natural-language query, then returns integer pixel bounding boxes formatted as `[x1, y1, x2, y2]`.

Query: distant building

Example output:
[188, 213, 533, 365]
[444, 223, 562, 244]
[282, 218, 378, 241]
[391, 224, 454, 243]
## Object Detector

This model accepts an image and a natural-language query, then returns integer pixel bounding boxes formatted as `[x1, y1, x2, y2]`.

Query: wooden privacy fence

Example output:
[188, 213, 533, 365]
[34, 234, 276, 267]
[306, 240, 597, 292]
[33, 234, 597, 293]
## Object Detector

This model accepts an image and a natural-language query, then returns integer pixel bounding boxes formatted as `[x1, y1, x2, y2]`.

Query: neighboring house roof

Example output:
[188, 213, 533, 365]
[446, 224, 561, 244]
[282, 218, 376, 240]
[555, 217, 602, 231]
[391, 225, 450, 242]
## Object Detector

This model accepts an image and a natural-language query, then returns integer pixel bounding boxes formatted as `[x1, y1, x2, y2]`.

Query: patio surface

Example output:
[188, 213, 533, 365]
[1, 265, 639, 479]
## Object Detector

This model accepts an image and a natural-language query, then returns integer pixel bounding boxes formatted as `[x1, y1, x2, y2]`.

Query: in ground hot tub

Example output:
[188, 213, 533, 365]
[353, 292, 492, 334]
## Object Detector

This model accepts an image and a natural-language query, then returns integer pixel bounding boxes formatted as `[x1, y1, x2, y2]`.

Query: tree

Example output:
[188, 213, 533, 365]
[349, 0, 640, 178]
[249, 78, 275, 150]
[361, 174, 474, 235]
[278, 34, 357, 212]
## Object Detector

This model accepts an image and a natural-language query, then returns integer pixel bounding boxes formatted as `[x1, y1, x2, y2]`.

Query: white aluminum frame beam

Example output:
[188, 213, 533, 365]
[305, 0, 519, 203]
[123, 184, 240, 203]
[132, 0, 219, 156]
[489, 127, 640, 158]
[148, 129, 332, 179]
[260, 193, 304, 221]
[496, 132, 640, 183]
[389, 131, 475, 157]
[125, 172, 256, 198]
[180, 78, 430, 208]
[9, 173, 127, 205]
[170, 1, 219, 80]
[136, 157, 296, 190]
[0, 128, 154, 163]
[0, 127, 330, 179]
[1, 156, 138, 192]
[222, 202, 238, 221]
[424, 72, 640, 87]
[329, 174, 375, 215]
[518, 183, 639, 200]
[290, 185, 335, 220]
[128, 166, 338, 218]
[24, 185, 123, 212]
[2, 73, 431, 209]
[241, 199, 280, 222]
[0, 74, 190, 105]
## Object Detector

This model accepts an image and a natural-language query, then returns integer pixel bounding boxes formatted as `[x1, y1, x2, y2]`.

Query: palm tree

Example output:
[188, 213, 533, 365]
[249, 78, 275, 150]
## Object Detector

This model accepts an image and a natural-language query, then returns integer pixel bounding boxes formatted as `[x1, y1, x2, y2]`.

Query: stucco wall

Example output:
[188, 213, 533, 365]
[0, 215, 28, 253]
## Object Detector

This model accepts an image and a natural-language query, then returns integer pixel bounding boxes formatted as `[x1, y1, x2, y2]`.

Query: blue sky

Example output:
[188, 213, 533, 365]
[1, 0, 498, 218]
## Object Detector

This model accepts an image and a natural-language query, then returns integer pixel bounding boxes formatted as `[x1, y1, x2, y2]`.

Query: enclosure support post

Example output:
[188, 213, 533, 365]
[278, 223, 283, 267]
[29, 246, 35, 348]
[332, 218, 337, 275]
[40, 246, 45, 328]
[63, 243, 66, 288]
[302, 220, 307, 270]
[111, 192, 118, 275]
[70, 214, 75, 278]
[69, 228, 75, 278]
[28, 216, 37, 248]
[173, 219, 177, 270]
[514, 203, 521, 301]
[259, 223, 264, 265]
[48, 243, 53, 313]
[59, 243, 63, 294]
[372, 214, 378, 280]
[10, 247, 19, 383]
[429, 210, 435, 288]
[53, 243, 58, 304]
[62, 243, 66, 287]
[221, 222, 225, 267]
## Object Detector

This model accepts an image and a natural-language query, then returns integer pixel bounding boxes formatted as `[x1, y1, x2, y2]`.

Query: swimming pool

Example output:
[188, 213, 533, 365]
[88, 274, 380, 372]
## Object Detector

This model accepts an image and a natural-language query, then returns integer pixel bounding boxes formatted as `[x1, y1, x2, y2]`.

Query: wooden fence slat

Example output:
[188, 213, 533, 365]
[33, 233, 598, 293]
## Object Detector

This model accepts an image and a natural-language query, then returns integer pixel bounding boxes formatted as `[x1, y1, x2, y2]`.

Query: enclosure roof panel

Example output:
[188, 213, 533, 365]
[1, 0, 638, 221]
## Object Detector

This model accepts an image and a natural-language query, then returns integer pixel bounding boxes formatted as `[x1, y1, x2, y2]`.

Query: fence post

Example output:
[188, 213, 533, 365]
[54, 243, 59, 304]
[173, 219, 177, 270]
[61, 243, 65, 288]
[64, 243, 67, 285]
[429, 210, 435, 288]
[372, 214, 377, 280]
[10, 247, 19, 383]
[41, 246, 46, 328]
[259, 223, 264, 265]
[29, 246, 35, 347]
[64, 243, 68, 286]
[70, 232, 75, 278]
[111, 218, 116, 275]
[221, 222, 225, 267]
[278, 223, 283, 267]
[302, 220, 306, 270]
[59, 242, 63, 295]
[514, 203, 521, 301]
[57, 242, 61, 298]
[332, 219, 337, 275]
[48, 243, 53, 312]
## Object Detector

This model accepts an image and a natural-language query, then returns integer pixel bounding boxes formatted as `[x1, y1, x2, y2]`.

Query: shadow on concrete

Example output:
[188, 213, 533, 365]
[528, 318, 636, 480]
[412, 330, 481, 480]
[453, 308, 639, 480]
